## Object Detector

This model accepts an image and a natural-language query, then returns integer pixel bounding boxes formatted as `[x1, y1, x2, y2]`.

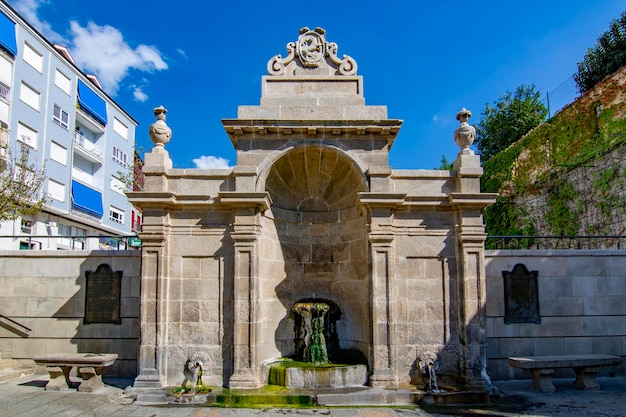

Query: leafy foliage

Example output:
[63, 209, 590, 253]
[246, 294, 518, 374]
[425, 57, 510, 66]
[0, 141, 48, 222]
[573, 11, 626, 94]
[434, 154, 453, 170]
[474, 84, 548, 161]
[481, 67, 626, 240]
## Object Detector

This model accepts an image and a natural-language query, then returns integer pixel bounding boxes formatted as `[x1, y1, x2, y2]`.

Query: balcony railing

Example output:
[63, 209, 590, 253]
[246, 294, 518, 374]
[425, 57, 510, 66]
[0, 81, 9, 100]
[73, 132, 103, 163]
[76, 105, 105, 129]
[0, 234, 139, 251]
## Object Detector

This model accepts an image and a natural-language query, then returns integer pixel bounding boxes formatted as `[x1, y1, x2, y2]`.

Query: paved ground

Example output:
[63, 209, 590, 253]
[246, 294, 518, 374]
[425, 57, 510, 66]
[0, 374, 625, 416]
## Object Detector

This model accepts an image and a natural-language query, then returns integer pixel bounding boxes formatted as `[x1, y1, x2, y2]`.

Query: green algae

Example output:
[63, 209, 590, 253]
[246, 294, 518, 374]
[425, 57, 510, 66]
[212, 385, 315, 407]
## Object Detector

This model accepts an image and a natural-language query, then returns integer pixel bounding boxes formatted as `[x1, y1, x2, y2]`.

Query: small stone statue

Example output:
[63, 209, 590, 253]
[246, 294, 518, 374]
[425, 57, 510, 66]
[149, 105, 171, 148]
[453, 108, 475, 154]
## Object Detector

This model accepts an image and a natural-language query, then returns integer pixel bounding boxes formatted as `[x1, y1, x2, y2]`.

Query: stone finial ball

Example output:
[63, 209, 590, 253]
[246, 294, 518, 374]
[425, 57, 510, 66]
[456, 108, 472, 122]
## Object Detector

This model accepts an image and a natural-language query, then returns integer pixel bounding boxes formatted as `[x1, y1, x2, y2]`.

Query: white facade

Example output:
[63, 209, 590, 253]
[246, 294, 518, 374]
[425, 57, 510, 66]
[0, 3, 139, 250]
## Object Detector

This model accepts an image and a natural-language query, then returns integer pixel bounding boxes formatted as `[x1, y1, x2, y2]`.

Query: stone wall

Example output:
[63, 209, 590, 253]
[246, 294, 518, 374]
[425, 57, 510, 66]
[0, 250, 141, 377]
[485, 250, 626, 380]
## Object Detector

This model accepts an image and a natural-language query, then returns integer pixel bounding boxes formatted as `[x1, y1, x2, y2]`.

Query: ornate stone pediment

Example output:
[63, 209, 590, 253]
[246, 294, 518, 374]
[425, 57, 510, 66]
[267, 27, 357, 76]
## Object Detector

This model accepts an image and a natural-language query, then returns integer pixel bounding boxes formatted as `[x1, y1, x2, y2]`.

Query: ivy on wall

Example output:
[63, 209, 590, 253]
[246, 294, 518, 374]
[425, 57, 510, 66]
[482, 67, 626, 247]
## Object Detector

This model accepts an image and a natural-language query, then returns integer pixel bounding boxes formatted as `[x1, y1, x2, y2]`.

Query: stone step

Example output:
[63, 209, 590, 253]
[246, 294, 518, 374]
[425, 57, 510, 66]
[0, 366, 35, 382]
[0, 359, 15, 371]
[316, 388, 422, 406]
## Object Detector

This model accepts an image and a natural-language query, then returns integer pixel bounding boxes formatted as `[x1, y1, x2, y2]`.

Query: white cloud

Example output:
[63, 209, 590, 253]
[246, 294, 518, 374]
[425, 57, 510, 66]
[68, 21, 168, 95]
[432, 113, 453, 125]
[132, 87, 149, 102]
[176, 48, 188, 60]
[193, 156, 231, 169]
[11, 0, 64, 43]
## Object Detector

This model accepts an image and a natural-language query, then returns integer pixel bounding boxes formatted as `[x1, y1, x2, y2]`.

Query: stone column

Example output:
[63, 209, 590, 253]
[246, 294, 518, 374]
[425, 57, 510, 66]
[220, 193, 270, 389]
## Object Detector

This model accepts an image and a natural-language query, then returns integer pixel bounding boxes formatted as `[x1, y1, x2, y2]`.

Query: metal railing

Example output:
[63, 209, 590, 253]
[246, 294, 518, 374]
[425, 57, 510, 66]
[73, 131, 103, 162]
[0, 81, 10, 99]
[0, 234, 141, 251]
[486, 235, 626, 250]
[76, 105, 105, 128]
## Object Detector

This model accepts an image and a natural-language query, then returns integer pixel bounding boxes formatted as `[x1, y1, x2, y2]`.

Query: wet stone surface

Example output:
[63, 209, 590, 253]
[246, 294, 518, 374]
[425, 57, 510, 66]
[1, 375, 626, 416]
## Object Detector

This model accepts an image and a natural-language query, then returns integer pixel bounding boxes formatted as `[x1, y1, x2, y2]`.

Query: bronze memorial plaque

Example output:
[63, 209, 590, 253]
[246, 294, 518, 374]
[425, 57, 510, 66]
[502, 263, 540, 324]
[84, 264, 122, 324]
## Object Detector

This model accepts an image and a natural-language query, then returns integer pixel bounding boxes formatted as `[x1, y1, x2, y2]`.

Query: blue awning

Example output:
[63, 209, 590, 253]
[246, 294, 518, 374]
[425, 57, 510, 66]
[77, 80, 108, 125]
[71, 180, 103, 217]
[0, 10, 17, 56]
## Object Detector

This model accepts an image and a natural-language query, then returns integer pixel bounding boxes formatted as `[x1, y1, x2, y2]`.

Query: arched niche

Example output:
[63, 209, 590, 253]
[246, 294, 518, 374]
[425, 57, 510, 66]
[260, 145, 370, 363]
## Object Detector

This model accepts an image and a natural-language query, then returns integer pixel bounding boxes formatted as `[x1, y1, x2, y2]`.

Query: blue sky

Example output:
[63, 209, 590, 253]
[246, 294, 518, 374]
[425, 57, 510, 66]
[7, 0, 625, 169]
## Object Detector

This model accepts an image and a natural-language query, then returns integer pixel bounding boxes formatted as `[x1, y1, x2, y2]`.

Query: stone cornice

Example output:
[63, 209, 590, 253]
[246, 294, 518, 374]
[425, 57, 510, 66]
[448, 193, 498, 209]
[222, 119, 403, 148]
[126, 192, 178, 209]
[217, 192, 273, 213]
[358, 192, 407, 208]
[128, 191, 273, 213]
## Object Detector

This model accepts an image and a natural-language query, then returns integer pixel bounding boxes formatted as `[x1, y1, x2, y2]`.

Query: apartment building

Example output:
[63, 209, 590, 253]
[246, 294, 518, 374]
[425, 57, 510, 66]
[0, 2, 140, 250]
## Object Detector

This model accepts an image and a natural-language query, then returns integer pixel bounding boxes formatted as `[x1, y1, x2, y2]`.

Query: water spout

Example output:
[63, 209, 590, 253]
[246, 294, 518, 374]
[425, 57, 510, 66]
[419, 352, 442, 393]
[292, 302, 330, 364]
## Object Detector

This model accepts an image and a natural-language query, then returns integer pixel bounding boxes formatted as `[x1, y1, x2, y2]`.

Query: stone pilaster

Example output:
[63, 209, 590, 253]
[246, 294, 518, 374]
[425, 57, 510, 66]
[360, 193, 405, 388]
[449, 152, 497, 390]
[133, 212, 170, 388]
[130, 147, 173, 389]
[369, 231, 397, 388]
[220, 192, 271, 389]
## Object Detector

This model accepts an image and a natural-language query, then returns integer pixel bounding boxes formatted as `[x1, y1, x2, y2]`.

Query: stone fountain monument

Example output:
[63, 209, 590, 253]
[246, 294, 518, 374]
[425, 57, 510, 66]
[128, 27, 496, 402]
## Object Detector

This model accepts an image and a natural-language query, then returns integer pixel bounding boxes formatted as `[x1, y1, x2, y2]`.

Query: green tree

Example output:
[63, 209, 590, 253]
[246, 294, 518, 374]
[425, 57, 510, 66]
[475, 84, 548, 160]
[0, 141, 48, 222]
[573, 11, 626, 94]
[434, 154, 453, 170]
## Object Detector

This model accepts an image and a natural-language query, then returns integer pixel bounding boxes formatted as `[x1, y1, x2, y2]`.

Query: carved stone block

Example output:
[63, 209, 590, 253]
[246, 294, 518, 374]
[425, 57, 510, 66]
[503, 263, 540, 324]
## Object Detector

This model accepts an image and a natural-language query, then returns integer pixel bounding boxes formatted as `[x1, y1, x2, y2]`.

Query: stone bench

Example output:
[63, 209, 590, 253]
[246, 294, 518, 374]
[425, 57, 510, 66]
[33, 353, 117, 392]
[508, 354, 622, 393]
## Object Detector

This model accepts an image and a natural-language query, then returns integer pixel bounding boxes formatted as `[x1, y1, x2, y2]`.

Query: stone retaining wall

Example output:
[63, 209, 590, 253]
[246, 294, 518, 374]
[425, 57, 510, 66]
[485, 250, 626, 380]
[0, 250, 140, 377]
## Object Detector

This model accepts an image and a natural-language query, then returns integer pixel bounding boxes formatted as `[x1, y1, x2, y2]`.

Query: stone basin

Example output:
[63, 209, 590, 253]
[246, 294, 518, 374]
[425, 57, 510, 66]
[268, 360, 367, 389]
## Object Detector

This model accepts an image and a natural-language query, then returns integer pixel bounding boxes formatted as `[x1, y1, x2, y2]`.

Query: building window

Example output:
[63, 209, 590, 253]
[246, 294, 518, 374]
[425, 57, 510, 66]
[54, 69, 71, 95]
[113, 118, 128, 140]
[47, 178, 65, 202]
[112, 146, 128, 167]
[0, 55, 12, 100]
[20, 219, 32, 233]
[57, 223, 86, 249]
[16, 122, 37, 149]
[23, 42, 43, 72]
[109, 206, 124, 224]
[19, 82, 40, 110]
[0, 101, 8, 127]
[110, 175, 126, 195]
[132, 210, 141, 232]
[50, 141, 67, 165]
[53, 104, 69, 129]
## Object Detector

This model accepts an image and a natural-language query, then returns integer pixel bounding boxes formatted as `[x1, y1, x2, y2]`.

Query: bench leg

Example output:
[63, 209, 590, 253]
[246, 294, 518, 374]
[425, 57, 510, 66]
[45, 366, 73, 391]
[573, 366, 601, 390]
[530, 369, 555, 393]
[78, 366, 105, 392]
